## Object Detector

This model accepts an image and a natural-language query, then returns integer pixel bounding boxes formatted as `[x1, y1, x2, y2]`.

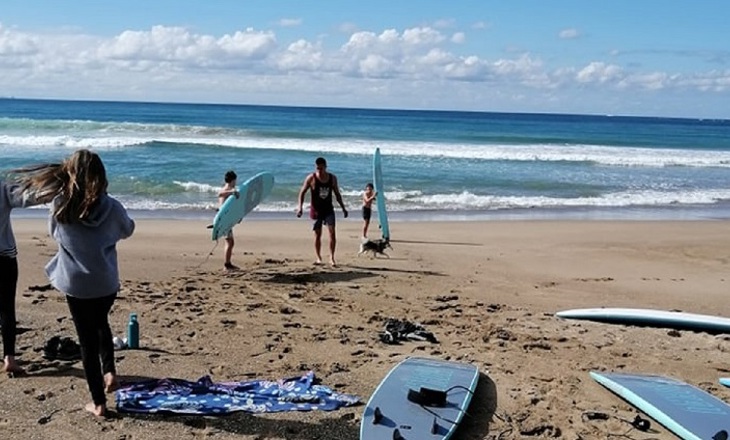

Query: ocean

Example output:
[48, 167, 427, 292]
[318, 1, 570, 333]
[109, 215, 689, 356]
[2, 98, 730, 221]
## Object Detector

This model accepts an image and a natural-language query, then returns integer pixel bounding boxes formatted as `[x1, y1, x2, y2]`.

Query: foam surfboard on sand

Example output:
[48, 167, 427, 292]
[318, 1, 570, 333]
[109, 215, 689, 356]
[212, 172, 274, 241]
[590, 371, 730, 440]
[556, 308, 730, 334]
[360, 357, 479, 440]
[372, 148, 390, 241]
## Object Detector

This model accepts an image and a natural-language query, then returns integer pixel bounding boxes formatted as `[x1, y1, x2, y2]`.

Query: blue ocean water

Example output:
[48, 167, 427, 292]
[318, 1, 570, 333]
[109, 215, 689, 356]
[2, 98, 730, 220]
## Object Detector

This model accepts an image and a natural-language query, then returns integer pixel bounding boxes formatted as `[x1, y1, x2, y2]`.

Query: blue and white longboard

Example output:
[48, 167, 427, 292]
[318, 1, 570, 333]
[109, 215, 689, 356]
[360, 357, 479, 440]
[556, 308, 730, 334]
[372, 148, 390, 241]
[591, 371, 730, 440]
[212, 172, 274, 241]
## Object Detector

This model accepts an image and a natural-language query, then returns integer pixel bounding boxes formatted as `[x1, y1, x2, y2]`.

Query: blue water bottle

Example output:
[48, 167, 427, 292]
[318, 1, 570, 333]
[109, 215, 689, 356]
[127, 313, 139, 349]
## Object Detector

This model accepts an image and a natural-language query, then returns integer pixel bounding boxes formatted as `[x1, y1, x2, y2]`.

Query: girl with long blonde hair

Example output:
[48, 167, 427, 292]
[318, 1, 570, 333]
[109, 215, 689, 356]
[14, 149, 135, 417]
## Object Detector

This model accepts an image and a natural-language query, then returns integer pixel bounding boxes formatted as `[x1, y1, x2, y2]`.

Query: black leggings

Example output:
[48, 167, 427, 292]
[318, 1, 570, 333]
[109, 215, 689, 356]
[66, 293, 117, 406]
[0, 256, 19, 359]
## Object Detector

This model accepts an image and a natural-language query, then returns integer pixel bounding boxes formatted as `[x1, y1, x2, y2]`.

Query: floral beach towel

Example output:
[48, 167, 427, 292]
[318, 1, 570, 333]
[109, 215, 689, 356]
[116, 371, 359, 415]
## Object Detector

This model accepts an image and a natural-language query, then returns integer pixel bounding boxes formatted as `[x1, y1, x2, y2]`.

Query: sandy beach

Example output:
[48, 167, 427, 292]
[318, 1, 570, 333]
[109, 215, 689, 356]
[2, 217, 730, 439]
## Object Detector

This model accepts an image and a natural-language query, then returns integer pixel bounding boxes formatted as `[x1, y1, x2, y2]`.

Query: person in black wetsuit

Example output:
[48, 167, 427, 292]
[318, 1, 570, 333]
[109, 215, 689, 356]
[296, 157, 348, 266]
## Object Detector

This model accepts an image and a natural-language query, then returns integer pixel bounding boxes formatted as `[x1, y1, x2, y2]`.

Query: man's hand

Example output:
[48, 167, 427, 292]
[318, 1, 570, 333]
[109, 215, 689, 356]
[343, 208, 348, 218]
[296, 208, 303, 218]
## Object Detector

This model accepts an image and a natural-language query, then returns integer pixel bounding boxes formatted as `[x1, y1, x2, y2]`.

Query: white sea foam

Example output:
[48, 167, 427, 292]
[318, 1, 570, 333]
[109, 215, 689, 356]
[3, 133, 730, 168]
[409, 188, 730, 210]
[172, 181, 219, 193]
[112, 188, 730, 212]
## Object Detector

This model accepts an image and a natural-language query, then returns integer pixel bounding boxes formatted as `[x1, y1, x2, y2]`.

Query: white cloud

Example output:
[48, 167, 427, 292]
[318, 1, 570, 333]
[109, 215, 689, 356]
[0, 23, 728, 117]
[444, 55, 489, 80]
[278, 18, 302, 27]
[402, 27, 446, 46]
[359, 54, 395, 78]
[97, 26, 277, 68]
[277, 39, 322, 71]
[559, 28, 581, 40]
[493, 54, 543, 76]
[688, 70, 730, 92]
[218, 29, 277, 58]
[421, 48, 455, 65]
[337, 22, 359, 34]
[0, 24, 39, 56]
[451, 32, 466, 44]
[432, 19, 455, 29]
[576, 62, 623, 83]
[618, 72, 668, 90]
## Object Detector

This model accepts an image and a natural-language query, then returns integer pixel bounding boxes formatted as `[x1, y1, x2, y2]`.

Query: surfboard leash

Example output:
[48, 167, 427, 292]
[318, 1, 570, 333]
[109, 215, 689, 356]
[193, 240, 220, 270]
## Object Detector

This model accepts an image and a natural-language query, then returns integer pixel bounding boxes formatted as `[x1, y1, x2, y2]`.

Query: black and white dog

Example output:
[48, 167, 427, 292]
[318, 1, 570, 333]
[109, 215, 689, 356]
[358, 238, 392, 258]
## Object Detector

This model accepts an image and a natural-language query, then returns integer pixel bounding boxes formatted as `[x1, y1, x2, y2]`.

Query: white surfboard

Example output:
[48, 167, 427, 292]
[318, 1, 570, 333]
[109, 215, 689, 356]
[556, 308, 730, 334]
[212, 172, 274, 241]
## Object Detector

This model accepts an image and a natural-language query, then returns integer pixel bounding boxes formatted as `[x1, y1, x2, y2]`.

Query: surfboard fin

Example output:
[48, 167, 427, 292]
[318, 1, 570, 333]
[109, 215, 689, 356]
[392, 428, 404, 440]
[431, 417, 439, 435]
[373, 406, 383, 425]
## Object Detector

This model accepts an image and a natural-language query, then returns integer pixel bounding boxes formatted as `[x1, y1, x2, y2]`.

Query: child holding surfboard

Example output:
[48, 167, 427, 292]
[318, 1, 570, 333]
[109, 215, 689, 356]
[218, 170, 239, 270]
[13, 149, 135, 417]
[361, 183, 376, 240]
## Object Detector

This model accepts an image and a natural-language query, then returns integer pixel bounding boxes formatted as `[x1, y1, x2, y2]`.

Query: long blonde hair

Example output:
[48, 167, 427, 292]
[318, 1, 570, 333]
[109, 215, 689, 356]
[13, 149, 108, 223]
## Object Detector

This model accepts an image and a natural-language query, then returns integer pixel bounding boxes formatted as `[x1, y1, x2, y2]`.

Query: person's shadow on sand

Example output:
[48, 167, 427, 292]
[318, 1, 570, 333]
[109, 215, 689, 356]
[261, 269, 378, 284]
[118, 411, 360, 439]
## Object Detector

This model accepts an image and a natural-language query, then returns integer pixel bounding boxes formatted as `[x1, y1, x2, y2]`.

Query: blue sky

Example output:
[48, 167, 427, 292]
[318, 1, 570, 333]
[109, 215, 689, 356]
[1, 1, 729, 118]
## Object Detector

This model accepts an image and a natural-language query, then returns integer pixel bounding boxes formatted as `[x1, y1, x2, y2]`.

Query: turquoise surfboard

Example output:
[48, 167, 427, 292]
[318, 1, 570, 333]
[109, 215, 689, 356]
[360, 357, 479, 440]
[212, 172, 274, 241]
[591, 371, 730, 440]
[372, 148, 390, 241]
[720, 378, 730, 388]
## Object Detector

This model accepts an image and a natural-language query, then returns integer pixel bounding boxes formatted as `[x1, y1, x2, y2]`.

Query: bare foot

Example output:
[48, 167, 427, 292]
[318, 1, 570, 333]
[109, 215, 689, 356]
[329, 259, 338, 268]
[313, 259, 323, 266]
[3, 358, 25, 377]
[104, 373, 119, 393]
[85, 402, 106, 417]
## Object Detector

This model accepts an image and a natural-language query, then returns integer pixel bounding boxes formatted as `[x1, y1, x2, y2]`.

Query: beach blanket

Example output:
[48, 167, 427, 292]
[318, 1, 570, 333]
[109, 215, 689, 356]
[115, 371, 359, 415]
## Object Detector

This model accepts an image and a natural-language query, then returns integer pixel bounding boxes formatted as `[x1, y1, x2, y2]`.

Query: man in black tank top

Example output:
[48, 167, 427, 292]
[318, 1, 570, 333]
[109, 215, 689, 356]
[296, 157, 348, 266]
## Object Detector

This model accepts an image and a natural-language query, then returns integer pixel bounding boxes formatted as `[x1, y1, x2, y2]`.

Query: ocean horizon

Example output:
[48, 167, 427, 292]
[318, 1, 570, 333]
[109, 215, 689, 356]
[3, 98, 730, 222]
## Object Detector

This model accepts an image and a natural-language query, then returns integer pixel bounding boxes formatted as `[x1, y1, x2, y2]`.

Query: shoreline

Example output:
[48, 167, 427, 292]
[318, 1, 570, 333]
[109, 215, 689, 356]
[11, 203, 730, 222]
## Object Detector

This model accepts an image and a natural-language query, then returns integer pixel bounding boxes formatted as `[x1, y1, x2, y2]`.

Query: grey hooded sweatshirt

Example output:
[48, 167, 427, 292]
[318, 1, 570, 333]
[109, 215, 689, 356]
[46, 194, 135, 299]
[0, 180, 34, 258]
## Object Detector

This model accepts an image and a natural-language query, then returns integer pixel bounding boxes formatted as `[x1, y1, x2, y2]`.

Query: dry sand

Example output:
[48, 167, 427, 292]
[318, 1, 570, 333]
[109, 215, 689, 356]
[2, 217, 730, 439]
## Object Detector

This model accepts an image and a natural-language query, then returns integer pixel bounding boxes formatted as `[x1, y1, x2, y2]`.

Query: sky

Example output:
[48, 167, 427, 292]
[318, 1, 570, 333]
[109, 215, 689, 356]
[1, 1, 729, 118]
